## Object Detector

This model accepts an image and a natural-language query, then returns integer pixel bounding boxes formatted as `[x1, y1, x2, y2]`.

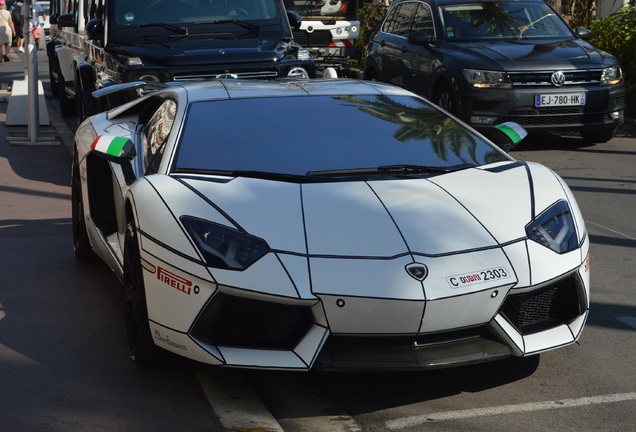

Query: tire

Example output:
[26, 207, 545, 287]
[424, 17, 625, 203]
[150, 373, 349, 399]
[434, 83, 457, 115]
[71, 153, 96, 261]
[49, 56, 59, 97]
[76, 71, 99, 126]
[580, 128, 616, 144]
[58, 67, 76, 117]
[124, 221, 166, 365]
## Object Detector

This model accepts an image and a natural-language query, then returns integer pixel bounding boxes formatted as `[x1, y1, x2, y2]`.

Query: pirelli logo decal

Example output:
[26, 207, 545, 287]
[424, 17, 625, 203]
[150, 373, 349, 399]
[157, 266, 192, 295]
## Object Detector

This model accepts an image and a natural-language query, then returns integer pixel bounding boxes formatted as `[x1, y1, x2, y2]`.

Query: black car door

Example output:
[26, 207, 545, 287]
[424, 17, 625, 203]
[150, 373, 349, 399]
[402, 2, 438, 98]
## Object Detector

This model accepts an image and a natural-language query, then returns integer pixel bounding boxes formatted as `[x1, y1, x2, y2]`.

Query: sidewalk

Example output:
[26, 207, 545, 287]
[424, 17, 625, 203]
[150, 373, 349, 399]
[0, 47, 74, 157]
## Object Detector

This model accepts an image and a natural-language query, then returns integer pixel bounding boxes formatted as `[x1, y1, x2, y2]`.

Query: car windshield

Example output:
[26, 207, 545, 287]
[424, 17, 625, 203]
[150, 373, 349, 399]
[173, 94, 509, 177]
[440, 1, 572, 41]
[114, 0, 279, 26]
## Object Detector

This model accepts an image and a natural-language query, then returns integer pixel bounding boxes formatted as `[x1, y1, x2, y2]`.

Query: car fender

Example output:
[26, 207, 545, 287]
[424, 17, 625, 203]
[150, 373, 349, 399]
[54, 44, 75, 84]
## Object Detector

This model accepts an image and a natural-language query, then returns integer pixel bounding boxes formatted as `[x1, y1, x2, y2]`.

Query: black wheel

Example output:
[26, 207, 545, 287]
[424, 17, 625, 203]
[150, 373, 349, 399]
[580, 128, 616, 144]
[58, 67, 76, 117]
[434, 83, 457, 115]
[364, 68, 379, 82]
[71, 153, 96, 261]
[124, 222, 165, 364]
[49, 56, 59, 97]
[76, 83, 95, 126]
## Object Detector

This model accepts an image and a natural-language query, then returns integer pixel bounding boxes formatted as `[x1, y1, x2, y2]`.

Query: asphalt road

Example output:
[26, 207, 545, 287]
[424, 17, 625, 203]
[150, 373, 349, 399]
[1, 48, 635, 432]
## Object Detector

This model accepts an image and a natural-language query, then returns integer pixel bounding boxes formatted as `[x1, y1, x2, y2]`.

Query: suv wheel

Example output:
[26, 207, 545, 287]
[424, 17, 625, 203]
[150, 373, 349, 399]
[435, 83, 456, 115]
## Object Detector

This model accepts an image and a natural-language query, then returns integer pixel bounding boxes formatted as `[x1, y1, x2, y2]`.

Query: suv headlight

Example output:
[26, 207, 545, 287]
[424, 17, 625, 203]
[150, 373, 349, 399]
[525, 200, 578, 254]
[181, 216, 269, 270]
[464, 69, 513, 89]
[600, 65, 622, 86]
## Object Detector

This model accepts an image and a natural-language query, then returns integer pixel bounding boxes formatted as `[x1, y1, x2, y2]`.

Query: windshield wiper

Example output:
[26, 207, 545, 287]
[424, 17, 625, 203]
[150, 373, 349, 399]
[306, 164, 474, 177]
[194, 19, 260, 32]
[176, 168, 304, 181]
[123, 22, 189, 35]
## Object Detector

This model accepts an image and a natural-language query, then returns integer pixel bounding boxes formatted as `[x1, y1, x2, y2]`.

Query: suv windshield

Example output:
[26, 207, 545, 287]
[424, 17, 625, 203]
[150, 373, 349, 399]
[174, 95, 509, 176]
[440, 1, 572, 41]
[115, 0, 279, 26]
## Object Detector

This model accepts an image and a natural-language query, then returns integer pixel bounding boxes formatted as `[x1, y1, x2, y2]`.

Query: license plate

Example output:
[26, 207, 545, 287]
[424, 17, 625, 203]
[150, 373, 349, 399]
[535, 93, 586, 107]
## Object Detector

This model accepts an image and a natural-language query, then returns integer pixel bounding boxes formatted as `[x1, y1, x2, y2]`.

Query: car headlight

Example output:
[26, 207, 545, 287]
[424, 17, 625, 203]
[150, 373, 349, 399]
[181, 216, 269, 270]
[464, 69, 513, 89]
[600, 65, 622, 86]
[525, 200, 578, 254]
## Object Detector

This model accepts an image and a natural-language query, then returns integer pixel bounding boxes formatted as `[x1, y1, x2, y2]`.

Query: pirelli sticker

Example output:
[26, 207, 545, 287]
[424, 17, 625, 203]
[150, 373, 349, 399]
[157, 266, 192, 295]
[447, 267, 511, 288]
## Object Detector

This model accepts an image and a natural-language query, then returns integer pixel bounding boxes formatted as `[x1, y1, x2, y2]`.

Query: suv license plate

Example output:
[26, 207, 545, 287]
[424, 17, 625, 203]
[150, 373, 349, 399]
[535, 93, 586, 107]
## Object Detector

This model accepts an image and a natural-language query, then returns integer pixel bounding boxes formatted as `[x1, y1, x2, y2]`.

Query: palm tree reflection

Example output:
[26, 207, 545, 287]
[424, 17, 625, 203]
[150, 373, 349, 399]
[336, 95, 502, 164]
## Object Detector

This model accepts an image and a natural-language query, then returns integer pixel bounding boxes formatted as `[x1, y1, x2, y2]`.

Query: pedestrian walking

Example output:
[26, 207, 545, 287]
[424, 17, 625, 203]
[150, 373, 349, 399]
[21, 0, 45, 50]
[0, 0, 16, 62]
[10, 0, 24, 52]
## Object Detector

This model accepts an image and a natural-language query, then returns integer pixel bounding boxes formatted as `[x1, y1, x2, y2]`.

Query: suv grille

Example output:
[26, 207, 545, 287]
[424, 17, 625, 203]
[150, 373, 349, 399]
[191, 293, 314, 349]
[501, 273, 586, 335]
[508, 69, 602, 87]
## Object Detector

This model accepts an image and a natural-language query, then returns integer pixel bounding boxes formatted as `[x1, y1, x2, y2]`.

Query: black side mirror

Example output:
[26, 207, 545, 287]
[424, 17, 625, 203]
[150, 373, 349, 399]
[86, 18, 104, 42]
[56, 13, 76, 28]
[407, 31, 434, 50]
[575, 27, 591, 41]
[287, 10, 302, 30]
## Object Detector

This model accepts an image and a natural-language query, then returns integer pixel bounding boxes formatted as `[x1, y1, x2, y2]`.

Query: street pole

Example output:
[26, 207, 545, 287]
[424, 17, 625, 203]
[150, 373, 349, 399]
[24, 0, 40, 143]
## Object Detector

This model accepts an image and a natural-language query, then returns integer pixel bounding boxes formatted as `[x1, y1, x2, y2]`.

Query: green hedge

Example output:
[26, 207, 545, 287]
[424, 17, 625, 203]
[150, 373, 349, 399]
[590, 6, 636, 118]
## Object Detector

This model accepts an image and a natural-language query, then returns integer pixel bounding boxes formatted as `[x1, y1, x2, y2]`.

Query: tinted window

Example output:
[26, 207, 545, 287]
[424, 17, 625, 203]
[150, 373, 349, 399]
[440, 1, 572, 41]
[174, 95, 507, 175]
[382, 2, 417, 36]
[412, 2, 435, 42]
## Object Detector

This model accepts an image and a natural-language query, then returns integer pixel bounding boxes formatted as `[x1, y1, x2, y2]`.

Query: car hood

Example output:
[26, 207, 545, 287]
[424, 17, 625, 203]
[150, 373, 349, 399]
[450, 38, 609, 70]
[162, 161, 568, 258]
[110, 37, 289, 67]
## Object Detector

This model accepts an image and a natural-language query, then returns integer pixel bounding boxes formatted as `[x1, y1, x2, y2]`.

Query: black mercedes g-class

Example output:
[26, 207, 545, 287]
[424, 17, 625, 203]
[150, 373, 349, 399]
[47, 0, 316, 123]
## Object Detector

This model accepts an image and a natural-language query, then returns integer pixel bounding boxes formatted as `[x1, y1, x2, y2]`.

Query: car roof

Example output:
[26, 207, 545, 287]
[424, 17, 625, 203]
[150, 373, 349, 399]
[180, 78, 418, 103]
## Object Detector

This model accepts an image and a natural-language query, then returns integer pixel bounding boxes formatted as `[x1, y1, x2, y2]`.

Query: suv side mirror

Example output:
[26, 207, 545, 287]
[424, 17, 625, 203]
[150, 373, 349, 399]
[574, 27, 591, 41]
[86, 18, 104, 42]
[56, 13, 76, 28]
[407, 31, 434, 50]
[287, 10, 302, 30]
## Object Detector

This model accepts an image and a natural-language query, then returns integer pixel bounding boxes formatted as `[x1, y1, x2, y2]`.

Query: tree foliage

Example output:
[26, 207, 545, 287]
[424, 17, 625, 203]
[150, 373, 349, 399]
[590, 6, 636, 117]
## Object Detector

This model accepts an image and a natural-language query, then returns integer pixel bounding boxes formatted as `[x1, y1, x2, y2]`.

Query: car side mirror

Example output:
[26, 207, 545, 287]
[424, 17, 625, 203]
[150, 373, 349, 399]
[91, 135, 138, 185]
[489, 122, 527, 152]
[287, 10, 302, 30]
[574, 27, 591, 41]
[56, 13, 76, 28]
[407, 31, 434, 50]
[86, 18, 104, 42]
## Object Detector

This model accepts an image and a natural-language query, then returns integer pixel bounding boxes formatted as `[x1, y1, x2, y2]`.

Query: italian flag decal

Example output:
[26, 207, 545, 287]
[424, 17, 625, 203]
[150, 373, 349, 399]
[91, 135, 134, 157]
[493, 122, 527, 144]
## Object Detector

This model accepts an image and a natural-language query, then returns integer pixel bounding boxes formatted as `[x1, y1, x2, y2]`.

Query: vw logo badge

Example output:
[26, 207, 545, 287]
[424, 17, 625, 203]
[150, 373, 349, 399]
[551, 71, 566, 87]
[406, 263, 428, 281]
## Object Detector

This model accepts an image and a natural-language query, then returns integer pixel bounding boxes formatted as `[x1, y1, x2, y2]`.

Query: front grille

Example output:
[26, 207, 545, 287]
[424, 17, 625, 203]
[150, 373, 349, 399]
[327, 326, 492, 348]
[508, 69, 602, 87]
[503, 107, 605, 126]
[190, 293, 314, 349]
[293, 29, 333, 47]
[501, 273, 585, 334]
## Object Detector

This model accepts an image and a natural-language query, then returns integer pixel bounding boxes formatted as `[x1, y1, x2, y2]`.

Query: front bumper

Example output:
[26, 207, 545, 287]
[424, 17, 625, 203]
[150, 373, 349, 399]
[460, 82, 626, 134]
